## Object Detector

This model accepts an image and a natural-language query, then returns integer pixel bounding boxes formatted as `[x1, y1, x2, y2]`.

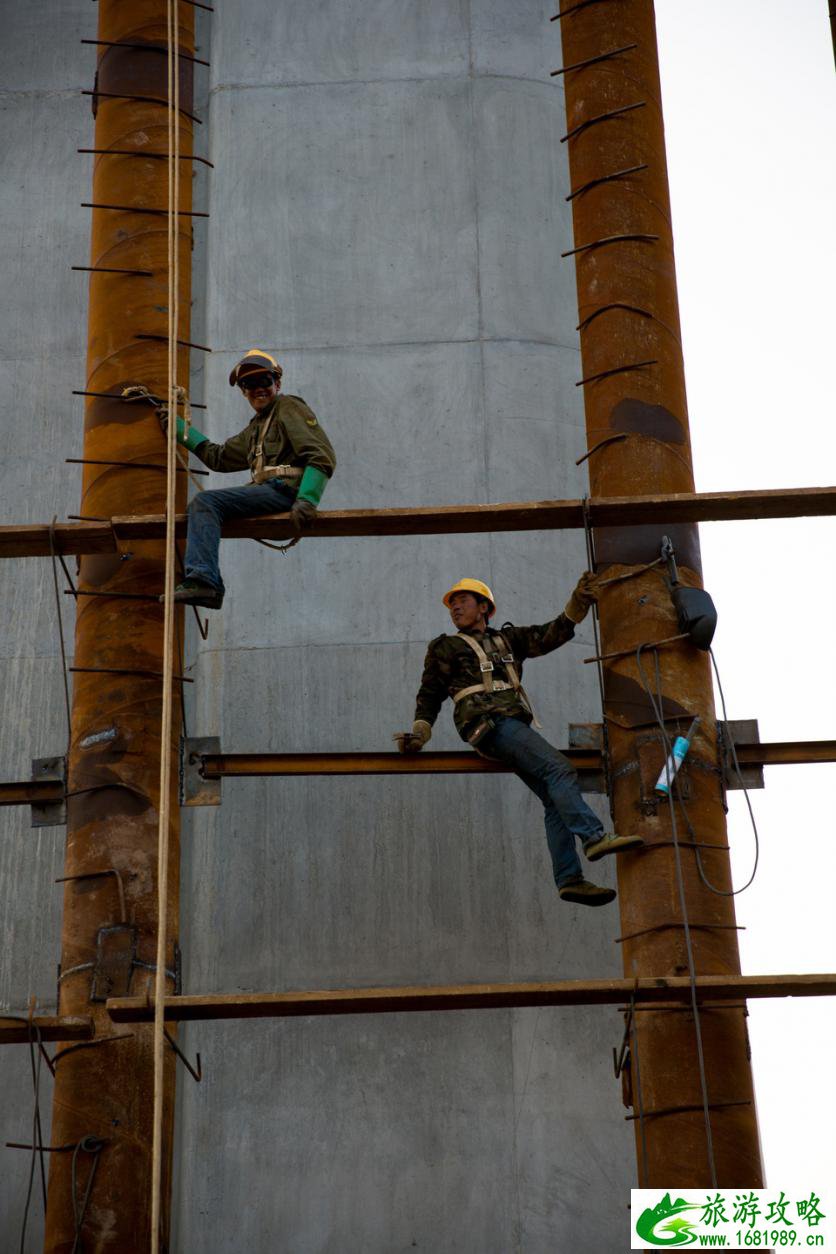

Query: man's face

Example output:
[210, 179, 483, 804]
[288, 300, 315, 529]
[239, 371, 280, 414]
[448, 591, 489, 631]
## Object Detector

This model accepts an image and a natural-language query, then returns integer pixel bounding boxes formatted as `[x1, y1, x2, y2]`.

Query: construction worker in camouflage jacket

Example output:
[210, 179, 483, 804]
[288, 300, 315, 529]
[395, 577, 643, 906]
[159, 349, 336, 609]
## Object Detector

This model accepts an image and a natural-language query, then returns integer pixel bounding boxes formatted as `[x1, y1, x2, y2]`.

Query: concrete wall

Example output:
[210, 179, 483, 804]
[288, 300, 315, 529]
[0, 2, 636, 1249]
[0, 3, 91, 1246]
[174, 2, 634, 1250]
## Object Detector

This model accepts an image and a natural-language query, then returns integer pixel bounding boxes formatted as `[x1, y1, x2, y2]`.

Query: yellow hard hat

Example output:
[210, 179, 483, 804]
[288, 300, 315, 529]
[229, 348, 282, 387]
[442, 578, 496, 616]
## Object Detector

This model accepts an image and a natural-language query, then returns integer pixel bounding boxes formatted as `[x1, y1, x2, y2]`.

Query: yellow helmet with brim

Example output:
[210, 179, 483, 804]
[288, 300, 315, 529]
[229, 349, 282, 386]
[442, 578, 496, 616]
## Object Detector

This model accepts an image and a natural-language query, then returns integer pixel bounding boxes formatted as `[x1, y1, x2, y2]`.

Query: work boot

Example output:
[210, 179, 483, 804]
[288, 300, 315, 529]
[558, 878, 616, 907]
[584, 832, 644, 863]
[166, 579, 224, 610]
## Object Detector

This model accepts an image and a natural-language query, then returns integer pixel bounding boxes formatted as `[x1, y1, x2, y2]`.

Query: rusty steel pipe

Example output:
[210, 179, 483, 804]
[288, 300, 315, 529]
[558, 1, 764, 1188]
[45, 3, 195, 1250]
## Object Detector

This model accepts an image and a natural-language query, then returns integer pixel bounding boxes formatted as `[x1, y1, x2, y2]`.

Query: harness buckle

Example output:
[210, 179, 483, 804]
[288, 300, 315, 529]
[479, 660, 494, 673]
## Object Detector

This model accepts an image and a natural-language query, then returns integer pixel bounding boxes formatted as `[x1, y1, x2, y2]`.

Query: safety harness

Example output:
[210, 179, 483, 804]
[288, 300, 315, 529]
[453, 631, 542, 729]
[251, 400, 304, 486]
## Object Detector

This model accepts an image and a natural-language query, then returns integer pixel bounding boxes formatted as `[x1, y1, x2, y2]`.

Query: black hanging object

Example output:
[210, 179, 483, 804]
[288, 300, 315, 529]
[670, 585, 718, 650]
[660, 535, 717, 650]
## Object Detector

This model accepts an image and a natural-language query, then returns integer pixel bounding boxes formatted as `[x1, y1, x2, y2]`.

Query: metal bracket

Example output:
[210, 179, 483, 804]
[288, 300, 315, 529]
[718, 719, 764, 792]
[91, 924, 138, 1002]
[31, 756, 66, 827]
[567, 723, 607, 793]
[180, 736, 221, 807]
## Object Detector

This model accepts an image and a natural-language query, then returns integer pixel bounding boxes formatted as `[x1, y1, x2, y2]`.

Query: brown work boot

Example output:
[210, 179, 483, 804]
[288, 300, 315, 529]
[558, 878, 616, 907]
[584, 832, 644, 863]
[166, 578, 224, 610]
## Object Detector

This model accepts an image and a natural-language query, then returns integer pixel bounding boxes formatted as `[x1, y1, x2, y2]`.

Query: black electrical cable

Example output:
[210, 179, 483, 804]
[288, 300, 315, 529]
[636, 643, 718, 1186]
[18, 1019, 46, 1254]
[70, 1136, 105, 1254]
[48, 518, 73, 755]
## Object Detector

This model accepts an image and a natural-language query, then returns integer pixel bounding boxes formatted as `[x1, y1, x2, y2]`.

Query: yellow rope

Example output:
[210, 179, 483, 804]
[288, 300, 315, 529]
[151, 0, 180, 1247]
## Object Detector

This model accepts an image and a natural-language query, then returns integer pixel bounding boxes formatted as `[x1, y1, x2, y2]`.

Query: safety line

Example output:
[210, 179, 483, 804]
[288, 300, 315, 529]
[150, 1, 181, 1248]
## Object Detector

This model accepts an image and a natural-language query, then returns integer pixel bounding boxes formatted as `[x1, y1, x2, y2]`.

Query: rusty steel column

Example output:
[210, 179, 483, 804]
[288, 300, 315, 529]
[557, 1, 764, 1188]
[46, 3, 195, 1249]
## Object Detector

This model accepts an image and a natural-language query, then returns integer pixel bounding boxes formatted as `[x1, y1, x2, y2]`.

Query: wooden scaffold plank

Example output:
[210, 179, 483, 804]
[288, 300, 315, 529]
[0, 1016, 94, 1044]
[1, 485, 835, 558]
[108, 973, 836, 1024]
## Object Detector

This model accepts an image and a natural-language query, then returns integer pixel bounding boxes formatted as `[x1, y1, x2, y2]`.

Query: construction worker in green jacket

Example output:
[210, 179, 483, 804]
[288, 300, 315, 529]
[395, 577, 643, 906]
[160, 349, 336, 609]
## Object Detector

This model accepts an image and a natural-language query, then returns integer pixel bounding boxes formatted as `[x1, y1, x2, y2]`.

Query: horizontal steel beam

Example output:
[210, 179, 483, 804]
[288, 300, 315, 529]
[107, 973, 836, 1023]
[2, 742, 829, 814]
[0, 1015, 94, 1044]
[198, 741, 836, 778]
[0, 779, 65, 807]
[2, 485, 835, 557]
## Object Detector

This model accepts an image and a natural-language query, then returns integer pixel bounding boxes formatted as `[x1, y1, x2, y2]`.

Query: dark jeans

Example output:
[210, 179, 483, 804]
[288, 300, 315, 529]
[184, 481, 296, 593]
[479, 716, 604, 888]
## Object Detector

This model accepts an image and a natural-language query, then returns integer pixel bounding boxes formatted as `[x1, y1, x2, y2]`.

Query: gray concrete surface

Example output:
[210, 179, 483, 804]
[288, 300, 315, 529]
[0, 4, 92, 1246]
[175, 1, 634, 1250]
[0, 1, 636, 1250]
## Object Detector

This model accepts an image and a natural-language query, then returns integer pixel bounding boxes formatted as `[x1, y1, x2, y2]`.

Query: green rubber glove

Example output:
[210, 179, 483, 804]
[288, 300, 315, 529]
[176, 416, 208, 453]
[156, 407, 207, 453]
[296, 465, 329, 507]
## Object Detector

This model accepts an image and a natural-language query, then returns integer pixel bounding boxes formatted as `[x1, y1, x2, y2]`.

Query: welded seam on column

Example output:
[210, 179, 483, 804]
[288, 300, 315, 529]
[208, 73, 570, 96]
[204, 336, 582, 354]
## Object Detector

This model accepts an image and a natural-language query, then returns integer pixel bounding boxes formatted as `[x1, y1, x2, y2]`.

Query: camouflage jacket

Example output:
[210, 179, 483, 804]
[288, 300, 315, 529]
[193, 394, 336, 478]
[413, 614, 576, 741]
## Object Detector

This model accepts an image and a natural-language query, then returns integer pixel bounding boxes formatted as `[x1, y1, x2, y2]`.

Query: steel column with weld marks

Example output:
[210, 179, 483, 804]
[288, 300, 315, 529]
[557, 0, 764, 1188]
[45, 2, 196, 1249]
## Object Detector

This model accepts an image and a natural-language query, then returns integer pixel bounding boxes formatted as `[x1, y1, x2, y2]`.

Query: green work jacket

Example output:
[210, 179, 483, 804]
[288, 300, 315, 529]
[193, 394, 336, 479]
[413, 614, 577, 740]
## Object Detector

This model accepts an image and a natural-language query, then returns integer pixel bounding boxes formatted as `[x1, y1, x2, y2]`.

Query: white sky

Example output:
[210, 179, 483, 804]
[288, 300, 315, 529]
[655, 0, 835, 1189]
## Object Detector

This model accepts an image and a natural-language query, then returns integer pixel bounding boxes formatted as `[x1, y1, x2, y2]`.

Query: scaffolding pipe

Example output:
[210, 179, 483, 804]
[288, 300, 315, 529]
[45, 3, 195, 1249]
[558, 0, 764, 1188]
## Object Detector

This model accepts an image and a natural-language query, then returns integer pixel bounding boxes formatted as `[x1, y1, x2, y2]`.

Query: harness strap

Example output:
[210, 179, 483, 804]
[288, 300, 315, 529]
[455, 632, 542, 728]
[251, 399, 279, 480]
[453, 680, 514, 702]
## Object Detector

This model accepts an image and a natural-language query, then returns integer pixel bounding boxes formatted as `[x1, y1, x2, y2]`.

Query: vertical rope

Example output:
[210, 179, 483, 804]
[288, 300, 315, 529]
[151, 0, 181, 1248]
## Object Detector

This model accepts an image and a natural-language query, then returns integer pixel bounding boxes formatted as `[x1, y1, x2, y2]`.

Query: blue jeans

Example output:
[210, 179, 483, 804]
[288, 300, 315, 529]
[479, 716, 604, 888]
[184, 481, 296, 593]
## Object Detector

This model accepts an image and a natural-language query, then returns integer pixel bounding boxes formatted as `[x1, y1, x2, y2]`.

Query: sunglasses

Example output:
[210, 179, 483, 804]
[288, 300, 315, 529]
[238, 372, 277, 392]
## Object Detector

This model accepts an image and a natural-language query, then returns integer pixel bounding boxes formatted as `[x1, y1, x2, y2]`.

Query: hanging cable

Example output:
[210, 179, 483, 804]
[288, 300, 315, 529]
[627, 984, 650, 1187]
[691, 647, 761, 895]
[70, 1136, 105, 1254]
[48, 518, 73, 756]
[150, 3, 180, 1249]
[580, 496, 606, 717]
[580, 495, 616, 815]
[18, 1018, 47, 1254]
[636, 644, 718, 1185]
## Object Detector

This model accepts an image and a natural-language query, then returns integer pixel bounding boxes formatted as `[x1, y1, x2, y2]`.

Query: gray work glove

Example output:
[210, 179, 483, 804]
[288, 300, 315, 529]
[564, 571, 599, 624]
[290, 498, 318, 534]
[156, 405, 169, 432]
[393, 720, 432, 754]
